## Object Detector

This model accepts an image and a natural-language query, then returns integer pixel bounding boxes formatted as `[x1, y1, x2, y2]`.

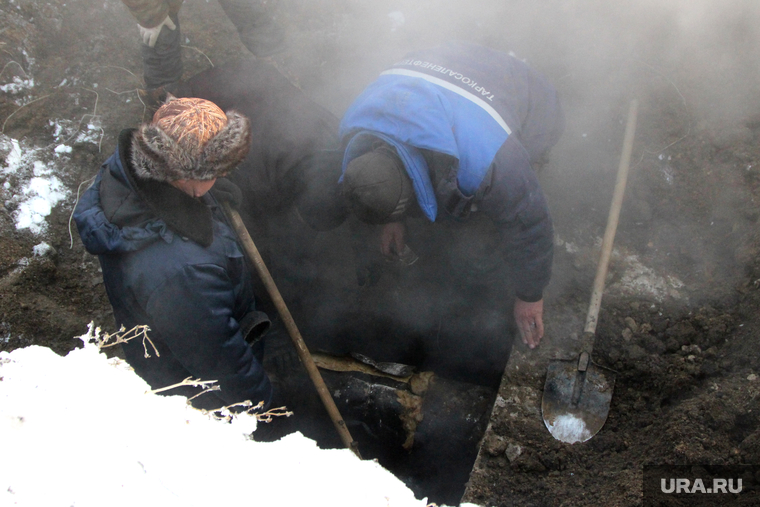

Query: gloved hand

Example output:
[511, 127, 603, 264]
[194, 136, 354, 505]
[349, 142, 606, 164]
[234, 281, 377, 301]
[209, 178, 243, 209]
[138, 15, 177, 47]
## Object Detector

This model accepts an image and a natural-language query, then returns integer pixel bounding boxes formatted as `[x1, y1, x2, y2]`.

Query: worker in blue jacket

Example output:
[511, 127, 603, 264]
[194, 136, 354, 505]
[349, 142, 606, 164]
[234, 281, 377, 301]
[74, 97, 272, 410]
[340, 42, 564, 355]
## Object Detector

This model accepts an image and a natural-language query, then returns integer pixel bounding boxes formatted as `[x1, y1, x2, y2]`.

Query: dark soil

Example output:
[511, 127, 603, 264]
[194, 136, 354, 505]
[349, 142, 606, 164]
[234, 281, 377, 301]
[2, 1, 760, 506]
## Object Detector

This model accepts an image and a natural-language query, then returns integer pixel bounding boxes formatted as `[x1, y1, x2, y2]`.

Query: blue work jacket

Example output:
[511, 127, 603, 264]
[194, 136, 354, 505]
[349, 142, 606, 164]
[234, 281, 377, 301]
[340, 42, 564, 301]
[74, 129, 272, 409]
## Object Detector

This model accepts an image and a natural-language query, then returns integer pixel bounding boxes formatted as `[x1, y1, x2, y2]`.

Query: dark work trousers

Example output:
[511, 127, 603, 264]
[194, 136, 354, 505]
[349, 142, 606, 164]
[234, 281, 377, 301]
[411, 212, 516, 388]
[141, 14, 183, 89]
[343, 212, 516, 389]
[141, 1, 285, 89]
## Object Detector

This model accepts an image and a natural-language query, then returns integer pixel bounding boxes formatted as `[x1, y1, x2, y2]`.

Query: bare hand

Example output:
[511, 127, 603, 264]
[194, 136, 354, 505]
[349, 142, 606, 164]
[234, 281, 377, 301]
[514, 298, 544, 349]
[380, 222, 406, 258]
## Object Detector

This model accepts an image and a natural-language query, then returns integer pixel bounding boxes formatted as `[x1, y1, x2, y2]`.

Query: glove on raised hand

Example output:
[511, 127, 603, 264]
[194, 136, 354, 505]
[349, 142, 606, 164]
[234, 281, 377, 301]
[209, 178, 243, 210]
[138, 15, 176, 47]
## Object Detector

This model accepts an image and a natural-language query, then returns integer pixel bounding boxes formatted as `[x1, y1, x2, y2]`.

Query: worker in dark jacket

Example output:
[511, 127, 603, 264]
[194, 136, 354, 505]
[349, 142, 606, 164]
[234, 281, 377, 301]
[169, 59, 346, 340]
[339, 42, 564, 358]
[74, 97, 273, 410]
[179, 58, 345, 229]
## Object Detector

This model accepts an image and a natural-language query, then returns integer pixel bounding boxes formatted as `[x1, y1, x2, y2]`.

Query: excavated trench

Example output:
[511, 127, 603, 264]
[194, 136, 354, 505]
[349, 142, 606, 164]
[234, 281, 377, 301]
[245, 208, 514, 505]
[3, 2, 760, 506]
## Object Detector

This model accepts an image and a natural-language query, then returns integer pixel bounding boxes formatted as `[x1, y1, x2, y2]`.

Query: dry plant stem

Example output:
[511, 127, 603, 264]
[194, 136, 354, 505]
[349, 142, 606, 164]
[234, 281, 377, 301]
[1, 93, 53, 133]
[150, 376, 219, 395]
[147, 376, 294, 423]
[58, 88, 104, 150]
[2, 86, 102, 147]
[197, 400, 294, 423]
[255, 406, 294, 422]
[0, 48, 18, 60]
[97, 65, 141, 83]
[83, 88, 99, 116]
[634, 58, 691, 161]
[134, 91, 150, 121]
[0, 60, 28, 80]
[57, 113, 97, 145]
[210, 400, 255, 411]
[95, 65, 143, 115]
[95, 324, 160, 358]
[186, 385, 222, 401]
[53, 111, 105, 151]
[181, 45, 214, 67]
[88, 320, 290, 423]
[631, 58, 686, 106]
[38, 88, 102, 149]
[105, 87, 140, 96]
[141, 334, 157, 358]
[106, 86, 147, 120]
[68, 175, 97, 249]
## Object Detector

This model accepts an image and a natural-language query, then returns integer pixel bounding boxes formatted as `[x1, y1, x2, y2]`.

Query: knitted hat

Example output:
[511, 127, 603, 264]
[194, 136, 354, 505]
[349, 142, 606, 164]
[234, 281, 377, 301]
[342, 141, 414, 224]
[131, 97, 252, 182]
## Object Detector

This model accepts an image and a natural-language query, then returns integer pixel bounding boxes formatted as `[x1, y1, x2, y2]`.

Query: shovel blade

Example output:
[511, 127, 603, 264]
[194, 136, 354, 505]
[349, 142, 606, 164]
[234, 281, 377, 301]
[541, 358, 615, 444]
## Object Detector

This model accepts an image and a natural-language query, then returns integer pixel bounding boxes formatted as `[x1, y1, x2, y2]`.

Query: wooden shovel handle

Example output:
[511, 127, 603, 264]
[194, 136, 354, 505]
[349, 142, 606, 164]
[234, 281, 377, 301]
[222, 202, 361, 459]
[583, 100, 639, 347]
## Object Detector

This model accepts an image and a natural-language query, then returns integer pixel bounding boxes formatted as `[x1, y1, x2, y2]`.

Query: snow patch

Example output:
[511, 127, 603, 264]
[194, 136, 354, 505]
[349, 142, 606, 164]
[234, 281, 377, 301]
[15, 173, 67, 234]
[564, 241, 579, 254]
[32, 242, 53, 257]
[0, 75, 34, 94]
[0, 134, 70, 235]
[0, 325, 434, 507]
[611, 253, 686, 301]
[50, 117, 103, 147]
[544, 414, 591, 444]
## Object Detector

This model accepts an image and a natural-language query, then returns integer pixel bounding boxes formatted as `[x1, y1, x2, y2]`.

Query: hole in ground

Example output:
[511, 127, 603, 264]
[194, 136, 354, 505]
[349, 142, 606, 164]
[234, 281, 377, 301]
[256, 321, 505, 506]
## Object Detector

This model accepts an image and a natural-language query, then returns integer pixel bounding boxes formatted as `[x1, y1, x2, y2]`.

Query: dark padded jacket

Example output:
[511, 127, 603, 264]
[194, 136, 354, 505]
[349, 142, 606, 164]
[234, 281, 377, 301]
[74, 129, 271, 410]
[340, 42, 565, 301]
[180, 58, 346, 230]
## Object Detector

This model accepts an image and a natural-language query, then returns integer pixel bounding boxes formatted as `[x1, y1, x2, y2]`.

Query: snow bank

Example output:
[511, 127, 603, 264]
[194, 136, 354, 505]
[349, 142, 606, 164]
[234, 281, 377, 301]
[0, 326, 434, 507]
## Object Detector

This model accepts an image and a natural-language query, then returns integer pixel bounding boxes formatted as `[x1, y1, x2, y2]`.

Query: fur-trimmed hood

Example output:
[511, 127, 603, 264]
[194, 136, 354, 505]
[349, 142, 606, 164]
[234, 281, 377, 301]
[130, 110, 252, 182]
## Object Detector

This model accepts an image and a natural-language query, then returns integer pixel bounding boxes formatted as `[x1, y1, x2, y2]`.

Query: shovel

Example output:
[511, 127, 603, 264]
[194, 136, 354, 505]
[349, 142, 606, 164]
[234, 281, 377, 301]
[221, 202, 361, 459]
[541, 99, 639, 444]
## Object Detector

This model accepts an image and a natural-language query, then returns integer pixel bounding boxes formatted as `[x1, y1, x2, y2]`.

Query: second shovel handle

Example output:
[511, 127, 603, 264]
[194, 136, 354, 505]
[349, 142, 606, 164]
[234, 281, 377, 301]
[583, 99, 639, 341]
[222, 203, 361, 459]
